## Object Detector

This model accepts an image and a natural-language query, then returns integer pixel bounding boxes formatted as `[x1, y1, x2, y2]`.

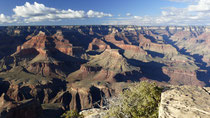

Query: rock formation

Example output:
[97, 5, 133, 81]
[159, 86, 210, 118]
[0, 25, 210, 115]
[0, 94, 43, 118]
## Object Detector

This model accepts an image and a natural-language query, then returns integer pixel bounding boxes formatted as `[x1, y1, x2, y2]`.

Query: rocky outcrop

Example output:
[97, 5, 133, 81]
[68, 49, 141, 82]
[80, 108, 105, 118]
[15, 31, 73, 56]
[51, 84, 114, 111]
[159, 86, 210, 118]
[9, 30, 84, 77]
[53, 30, 74, 56]
[87, 49, 140, 73]
[88, 38, 111, 51]
[0, 94, 43, 118]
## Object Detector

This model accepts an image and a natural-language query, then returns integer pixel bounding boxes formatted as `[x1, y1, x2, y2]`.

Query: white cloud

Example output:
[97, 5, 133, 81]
[104, 0, 210, 26]
[188, 0, 210, 11]
[0, 2, 113, 23]
[0, 14, 14, 23]
[133, 16, 142, 19]
[13, 2, 112, 23]
[87, 10, 112, 18]
[13, 2, 57, 17]
[126, 13, 132, 16]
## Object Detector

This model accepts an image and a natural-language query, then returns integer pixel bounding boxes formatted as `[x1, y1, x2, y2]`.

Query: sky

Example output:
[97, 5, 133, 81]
[0, 0, 210, 26]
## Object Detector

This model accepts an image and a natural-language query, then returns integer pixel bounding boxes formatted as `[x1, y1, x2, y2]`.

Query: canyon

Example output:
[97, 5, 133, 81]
[0, 25, 210, 117]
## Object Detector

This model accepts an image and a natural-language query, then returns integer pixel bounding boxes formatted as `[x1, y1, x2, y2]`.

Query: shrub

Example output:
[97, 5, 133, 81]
[105, 81, 162, 118]
[61, 110, 84, 118]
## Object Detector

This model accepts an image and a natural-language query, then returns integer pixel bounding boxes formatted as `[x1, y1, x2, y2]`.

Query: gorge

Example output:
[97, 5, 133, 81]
[0, 25, 210, 117]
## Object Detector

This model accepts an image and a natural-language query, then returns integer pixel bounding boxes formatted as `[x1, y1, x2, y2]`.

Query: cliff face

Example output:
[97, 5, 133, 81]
[0, 25, 210, 113]
[159, 86, 210, 118]
[0, 78, 114, 117]
[0, 94, 43, 118]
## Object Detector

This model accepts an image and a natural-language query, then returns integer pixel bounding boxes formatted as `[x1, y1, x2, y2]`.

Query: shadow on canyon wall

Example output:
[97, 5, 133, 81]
[115, 59, 170, 83]
[163, 35, 210, 86]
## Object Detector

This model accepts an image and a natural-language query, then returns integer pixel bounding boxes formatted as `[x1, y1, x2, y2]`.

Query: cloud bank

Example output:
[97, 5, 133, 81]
[0, 2, 112, 24]
[104, 0, 210, 26]
[0, 14, 14, 23]
[1, 0, 210, 25]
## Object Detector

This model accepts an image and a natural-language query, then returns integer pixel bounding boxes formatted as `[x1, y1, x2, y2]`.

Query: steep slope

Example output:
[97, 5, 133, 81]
[68, 49, 141, 82]
[87, 49, 139, 73]
[8, 30, 84, 78]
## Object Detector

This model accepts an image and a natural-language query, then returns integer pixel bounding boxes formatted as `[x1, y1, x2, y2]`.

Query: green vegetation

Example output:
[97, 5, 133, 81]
[61, 110, 83, 118]
[105, 81, 162, 118]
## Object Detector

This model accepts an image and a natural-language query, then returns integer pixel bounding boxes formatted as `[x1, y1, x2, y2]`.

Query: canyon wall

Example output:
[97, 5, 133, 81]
[0, 25, 210, 116]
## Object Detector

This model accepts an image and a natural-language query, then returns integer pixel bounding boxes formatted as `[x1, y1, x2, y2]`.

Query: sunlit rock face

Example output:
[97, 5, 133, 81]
[159, 86, 210, 118]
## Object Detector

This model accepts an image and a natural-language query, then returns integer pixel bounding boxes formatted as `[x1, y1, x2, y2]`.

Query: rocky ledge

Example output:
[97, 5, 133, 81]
[159, 86, 210, 118]
[80, 85, 210, 118]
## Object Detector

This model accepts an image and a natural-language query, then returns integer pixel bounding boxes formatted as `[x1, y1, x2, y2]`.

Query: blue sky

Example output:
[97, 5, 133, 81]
[0, 0, 209, 26]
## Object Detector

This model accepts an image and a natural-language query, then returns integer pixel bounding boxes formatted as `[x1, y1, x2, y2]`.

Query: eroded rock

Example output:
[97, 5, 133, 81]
[159, 86, 210, 118]
[0, 95, 43, 118]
